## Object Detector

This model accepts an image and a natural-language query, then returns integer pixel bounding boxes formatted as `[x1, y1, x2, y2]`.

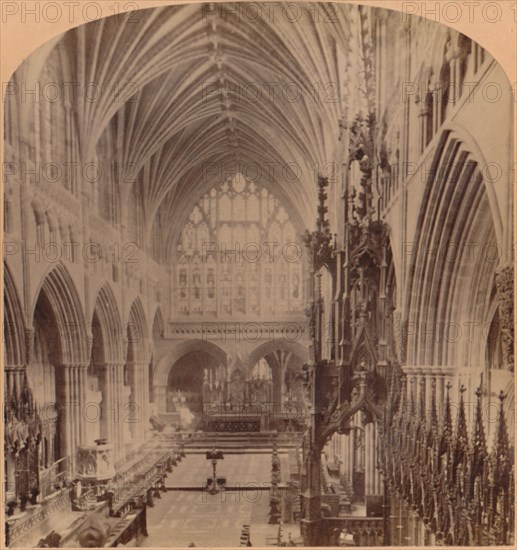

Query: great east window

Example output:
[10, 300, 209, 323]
[175, 174, 304, 317]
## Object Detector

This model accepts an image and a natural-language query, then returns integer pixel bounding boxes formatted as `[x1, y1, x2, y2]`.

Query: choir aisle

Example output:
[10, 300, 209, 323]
[141, 453, 301, 547]
[165, 453, 290, 488]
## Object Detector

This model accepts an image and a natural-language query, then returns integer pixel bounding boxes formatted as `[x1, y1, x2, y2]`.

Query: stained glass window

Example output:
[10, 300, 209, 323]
[175, 174, 304, 317]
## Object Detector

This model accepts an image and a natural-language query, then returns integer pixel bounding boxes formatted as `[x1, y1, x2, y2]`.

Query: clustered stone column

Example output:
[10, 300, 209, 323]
[153, 385, 167, 415]
[56, 363, 89, 472]
[5, 366, 26, 399]
[445, 40, 469, 107]
[99, 362, 126, 457]
[416, 91, 432, 153]
[127, 361, 150, 442]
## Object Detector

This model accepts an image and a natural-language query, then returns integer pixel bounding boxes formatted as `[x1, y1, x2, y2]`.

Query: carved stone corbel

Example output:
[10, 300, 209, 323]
[392, 311, 405, 363]
[495, 264, 514, 371]
[25, 327, 35, 366]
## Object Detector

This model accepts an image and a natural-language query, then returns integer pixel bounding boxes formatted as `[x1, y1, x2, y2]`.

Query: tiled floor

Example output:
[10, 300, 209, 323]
[166, 454, 290, 488]
[139, 454, 300, 547]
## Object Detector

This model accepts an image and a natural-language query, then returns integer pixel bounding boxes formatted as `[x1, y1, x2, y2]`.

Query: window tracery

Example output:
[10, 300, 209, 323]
[175, 174, 304, 317]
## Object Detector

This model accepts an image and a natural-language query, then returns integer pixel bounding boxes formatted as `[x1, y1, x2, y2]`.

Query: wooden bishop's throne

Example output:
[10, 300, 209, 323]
[299, 145, 396, 545]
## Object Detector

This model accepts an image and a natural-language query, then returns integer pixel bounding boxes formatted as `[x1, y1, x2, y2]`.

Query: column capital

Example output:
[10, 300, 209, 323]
[125, 360, 150, 368]
[401, 365, 458, 377]
[100, 361, 125, 369]
[5, 364, 26, 372]
[59, 362, 89, 370]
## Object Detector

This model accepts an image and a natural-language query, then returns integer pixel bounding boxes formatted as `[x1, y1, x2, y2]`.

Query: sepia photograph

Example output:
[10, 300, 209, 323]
[2, 1, 515, 547]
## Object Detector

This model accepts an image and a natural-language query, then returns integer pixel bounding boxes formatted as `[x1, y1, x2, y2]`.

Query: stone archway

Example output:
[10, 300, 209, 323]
[124, 298, 150, 445]
[246, 340, 309, 431]
[4, 265, 29, 503]
[166, 350, 223, 430]
[148, 307, 165, 416]
[245, 339, 309, 373]
[4, 264, 26, 369]
[89, 283, 124, 453]
[28, 264, 89, 482]
[153, 340, 227, 415]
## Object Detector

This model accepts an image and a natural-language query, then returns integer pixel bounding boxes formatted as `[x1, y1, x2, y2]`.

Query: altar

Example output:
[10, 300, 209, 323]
[162, 351, 307, 433]
[202, 402, 305, 432]
[204, 412, 262, 432]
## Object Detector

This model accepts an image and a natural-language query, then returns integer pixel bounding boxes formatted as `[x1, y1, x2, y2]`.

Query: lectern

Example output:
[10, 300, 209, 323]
[205, 448, 225, 494]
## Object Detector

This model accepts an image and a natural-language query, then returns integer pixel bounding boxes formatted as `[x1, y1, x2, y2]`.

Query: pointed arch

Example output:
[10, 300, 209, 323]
[404, 130, 498, 368]
[153, 339, 227, 389]
[32, 263, 88, 365]
[245, 339, 309, 374]
[148, 306, 165, 404]
[4, 264, 26, 367]
[126, 297, 149, 362]
[349, 326, 378, 370]
[151, 307, 164, 343]
[91, 283, 124, 364]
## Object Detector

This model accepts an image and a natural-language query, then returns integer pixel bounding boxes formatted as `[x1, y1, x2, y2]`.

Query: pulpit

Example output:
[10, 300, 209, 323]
[76, 439, 116, 481]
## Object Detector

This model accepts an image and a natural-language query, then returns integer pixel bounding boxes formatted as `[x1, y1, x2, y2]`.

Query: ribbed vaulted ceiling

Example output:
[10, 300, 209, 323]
[30, 2, 361, 256]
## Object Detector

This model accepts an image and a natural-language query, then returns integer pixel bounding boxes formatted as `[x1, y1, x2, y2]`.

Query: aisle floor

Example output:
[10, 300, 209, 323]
[166, 453, 290, 488]
[140, 453, 300, 547]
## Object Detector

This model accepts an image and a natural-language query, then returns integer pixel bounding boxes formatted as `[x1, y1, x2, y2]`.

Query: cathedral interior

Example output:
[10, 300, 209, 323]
[2, 2, 515, 547]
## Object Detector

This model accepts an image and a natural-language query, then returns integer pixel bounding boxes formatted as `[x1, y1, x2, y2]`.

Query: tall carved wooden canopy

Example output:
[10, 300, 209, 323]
[299, 109, 514, 549]
[299, 107, 395, 545]
[302, 112, 393, 451]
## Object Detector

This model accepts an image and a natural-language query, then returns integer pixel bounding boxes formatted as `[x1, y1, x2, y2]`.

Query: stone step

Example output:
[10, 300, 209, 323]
[170, 431, 303, 453]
